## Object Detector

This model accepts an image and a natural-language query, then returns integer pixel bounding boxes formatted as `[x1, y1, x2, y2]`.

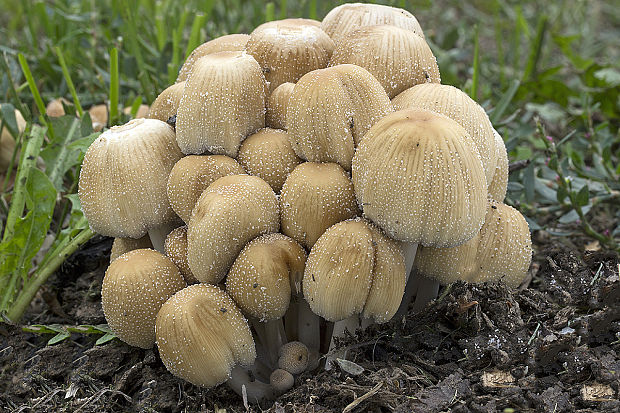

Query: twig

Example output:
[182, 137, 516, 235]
[342, 381, 383, 413]
[508, 159, 530, 173]
[75, 388, 131, 412]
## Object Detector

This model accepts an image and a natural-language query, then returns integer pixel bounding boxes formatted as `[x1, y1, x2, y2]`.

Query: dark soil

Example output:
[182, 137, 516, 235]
[1, 234, 619, 412]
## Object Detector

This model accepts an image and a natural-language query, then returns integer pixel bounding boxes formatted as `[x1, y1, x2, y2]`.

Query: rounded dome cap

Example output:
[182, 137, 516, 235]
[148, 82, 185, 122]
[270, 369, 294, 394]
[110, 235, 153, 262]
[177, 34, 250, 82]
[266, 82, 295, 130]
[489, 129, 508, 202]
[278, 341, 309, 375]
[164, 225, 197, 284]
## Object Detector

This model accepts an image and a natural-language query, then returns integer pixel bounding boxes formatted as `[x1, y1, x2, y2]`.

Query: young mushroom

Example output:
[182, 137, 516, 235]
[489, 128, 509, 202]
[278, 341, 309, 375]
[164, 226, 198, 284]
[266, 82, 295, 130]
[110, 235, 153, 262]
[0, 107, 26, 172]
[148, 82, 186, 123]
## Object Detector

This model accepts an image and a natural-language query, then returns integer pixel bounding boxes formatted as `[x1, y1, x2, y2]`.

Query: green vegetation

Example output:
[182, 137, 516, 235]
[0, 0, 618, 322]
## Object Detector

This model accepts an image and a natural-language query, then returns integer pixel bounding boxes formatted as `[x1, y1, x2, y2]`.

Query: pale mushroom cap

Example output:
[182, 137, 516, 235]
[286, 64, 393, 171]
[278, 341, 309, 375]
[321, 3, 424, 43]
[266, 82, 295, 130]
[102, 249, 186, 348]
[330, 25, 440, 99]
[0, 108, 26, 171]
[280, 162, 359, 249]
[164, 225, 198, 284]
[392, 83, 497, 186]
[148, 82, 186, 122]
[415, 200, 532, 288]
[237, 128, 302, 193]
[78, 118, 184, 238]
[46, 97, 69, 117]
[489, 129, 508, 202]
[176, 51, 267, 157]
[187, 174, 280, 284]
[167, 154, 245, 223]
[156, 284, 256, 388]
[352, 109, 487, 247]
[88, 104, 108, 131]
[246, 19, 335, 92]
[303, 218, 405, 322]
[124, 104, 150, 119]
[270, 369, 294, 393]
[226, 233, 306, 320]
[176, 34, 250, 82]
[110, 235, 153, 262]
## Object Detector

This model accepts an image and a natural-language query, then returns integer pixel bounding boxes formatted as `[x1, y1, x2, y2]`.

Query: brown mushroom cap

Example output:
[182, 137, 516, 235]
[156, 284, 256, 387]
[187, 174, 280, 284]
[245, 19, 335, 93]
[124, 104, 150, 119]
[0, 108, 26, 171]
[88, 104, 108, 131]
[330, 25, 440, 99]
[303, 218, 405, 323]
[46, 97, 69, 117]
[167, 154, 245, 223]
[78, 118, 183, 239]
[414, 200, 532, 288]
[164, 225, 198, 284]
[286, 64, 393, 171]
[489, 129, 508, 202]
[278, 341, 309, 375]
[321, 3, 424, 44]
[392, 83, 497, 186]
[266, 82, 295, 130]
[270, 368, 294, 394]
[352, 109, 487, 247]
[176, 34, 250, 82]
[226, 233, 306, 321]
[176, 51, 266, 157]
[148, 82, 185, 123]
[237, 128, 302, 193]
[280, 162, 359, 249]
[110, 235, 153, 262]
[102, 249, 186, 348]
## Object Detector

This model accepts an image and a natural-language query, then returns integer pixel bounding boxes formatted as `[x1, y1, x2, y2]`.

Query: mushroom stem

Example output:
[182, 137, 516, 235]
[283, 296, 299, 342]
[394, 242, 419, 317]
[147, 221, 178, 253]
[251, 318, 284, 368]
[227, 366, 275, 403]
[327, 315, 360, 364]
[411, 274, 440, 312]
[297, 298, 321, 354]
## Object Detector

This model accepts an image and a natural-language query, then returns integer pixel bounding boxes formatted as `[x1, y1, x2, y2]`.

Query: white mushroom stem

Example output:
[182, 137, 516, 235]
[296, 298, 321, 355]
[395, 242, 419, 317]
[411, 273, 440, 312]
[147, 221, 178, 253]
[227, 366, 275, 403]
[251, 318, 284, 369]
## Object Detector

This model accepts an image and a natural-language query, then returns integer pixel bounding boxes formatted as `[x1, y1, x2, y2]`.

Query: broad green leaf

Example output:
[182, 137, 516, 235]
[556, 184, 568, 203]
[594, 68, 620, 87]
[575, 185, 590, 207]
[48, 331, 71, 345]
[0, 103, 19, 137]
[95, 333, 117, 345]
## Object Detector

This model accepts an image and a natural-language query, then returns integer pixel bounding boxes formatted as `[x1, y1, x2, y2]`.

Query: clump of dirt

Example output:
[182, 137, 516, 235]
[1, 237, 618, 412]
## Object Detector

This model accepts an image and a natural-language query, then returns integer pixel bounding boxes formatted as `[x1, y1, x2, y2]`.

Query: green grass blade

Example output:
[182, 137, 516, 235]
[309, 0, 317, 20]
[185, 14, 207, 59]
[490, 79, 521, 124]
[265, 2, 275, 22]
[470, 25, 480, 100]
[109, 47, 119, 125]
[54, 47, 84, 117]
[522, 14, 548, 82]
[280, 0, 287, 19]
[17, 54, 47, 123]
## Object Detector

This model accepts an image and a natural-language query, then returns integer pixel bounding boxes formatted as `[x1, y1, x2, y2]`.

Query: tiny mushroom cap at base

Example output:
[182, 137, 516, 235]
[266, 82, 295, 130]
[101, 249, 186, 349]
[155, 284, 256, 388]
[110, 235, 153, 262]
[88, 104, 108, 131]
[489, 129, 509, 202]
[270, 369, 294, 394]
[148, 82, 185, 123]
[278, 341, 309, 375]
[164, 226, 198, 285]
[0, 108, 26, 172]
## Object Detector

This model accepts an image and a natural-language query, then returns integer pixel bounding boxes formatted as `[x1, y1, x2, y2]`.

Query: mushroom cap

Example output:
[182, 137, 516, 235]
[280, 162, 359, 250]
[352, 109, 487, 247]
[88, 104, 108, 131]
[330, 25, 440, 99]
[278, 341, 309, 375]
[124, 104, 150, 119]
[167, 154, 245, 223]
[46, 97, 69, 117]
[102, 249, 186, 348]
[187, 174, 280, 284]
[393, 83, 497, 186]
[321, 3, 424, 43]
[414, 200, 532, 288]
[270, 369, 294, 394]
[0, 108, 26, 171]
[164, 225, 198, 284]
[110, 235, 153, 262]
[489, 129, 508, 202]
[78, 118, 184, 239]
[225, 233, 306, 321]
[237, 128, 302, 193]
[156, 284, 256, 388]
[176, 34, 250, 82]
[175, 51, 266, 157]
[303, 218, 405, 323]
[148, 82, 185, 122]
[266, 82, 295, 130]
[245, 18, 335, 93]
[286, 64, 393, 171]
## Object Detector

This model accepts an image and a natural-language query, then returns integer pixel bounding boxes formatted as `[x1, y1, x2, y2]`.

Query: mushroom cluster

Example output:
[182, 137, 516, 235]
[78, 2, 532, 403]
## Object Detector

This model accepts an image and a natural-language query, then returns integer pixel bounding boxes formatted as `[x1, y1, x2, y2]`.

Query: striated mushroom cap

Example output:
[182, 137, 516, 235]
[156, 284, 256, 387]
[226, 233, 306, 321]
[489, 129, 508, 202]
[187, 174, 280, 284]
[177, 34, 250, 82]
[330, 25, 440, 99]
[149, 82, 185, 122]
[303, 218, 406, 323]
[246, 19, 335, 93]
[352, 109, 487, 247]
[321, 3, 424, 44]
[78, 118, 183, 239]
[110, 235, 153, 262]
[102, 249, 186, 348]
[280, 162, 359, 249]
[0, 108, 26, 171]
[237, 128, 302, 193]
[266, 82, 295, 130]
[278, 341, 309, 375]
[393, 83, 497, 186]
[414, 200, 532, 288]
[167, 154, 245, 224]
[287, 64, 392, 171]
[164, 225, 198, 284]
[176, 51, 266, 157]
